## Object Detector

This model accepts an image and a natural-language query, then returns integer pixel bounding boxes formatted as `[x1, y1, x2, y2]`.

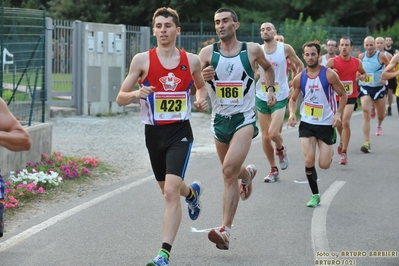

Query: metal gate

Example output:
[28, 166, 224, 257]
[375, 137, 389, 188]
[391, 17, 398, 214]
[46, 18, 81, 115]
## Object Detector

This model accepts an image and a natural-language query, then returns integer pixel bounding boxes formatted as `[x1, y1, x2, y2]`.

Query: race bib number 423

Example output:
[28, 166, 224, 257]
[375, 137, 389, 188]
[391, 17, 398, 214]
[154, 92, 187, 120]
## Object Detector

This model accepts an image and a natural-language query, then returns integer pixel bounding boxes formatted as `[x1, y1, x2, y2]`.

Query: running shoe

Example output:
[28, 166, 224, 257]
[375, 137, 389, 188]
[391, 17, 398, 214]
[240, 165, 257, 201]
[337, 141, 343, 155]
[275, 144, 289, 170]
[208, 226, 230, 250]
[387, 106, 392, 116]
[186, 181, 202, 220]
[339, 152, 347, 165]
[360, 142, 371, 153]
[306, 194, 320, 208]
[264, 167, 279, 183]
[376, 126, 383, 136]
[146, 255, 169, 266]
[370, 106, 376, 119]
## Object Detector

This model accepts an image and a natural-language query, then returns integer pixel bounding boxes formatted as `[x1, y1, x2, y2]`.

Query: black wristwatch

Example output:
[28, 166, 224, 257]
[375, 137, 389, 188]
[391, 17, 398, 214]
[266, 85, 276, 93]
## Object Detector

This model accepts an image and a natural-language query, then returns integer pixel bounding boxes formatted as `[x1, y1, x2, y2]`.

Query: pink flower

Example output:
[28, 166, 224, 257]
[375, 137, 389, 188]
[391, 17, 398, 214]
[8, 196, 18, 204]
[17, 184, 26, 189]
[38, 187, 44, 193]
[26, 183, 36, 193]
[5, 203, 17, 209]
[82, 167, 90, 174]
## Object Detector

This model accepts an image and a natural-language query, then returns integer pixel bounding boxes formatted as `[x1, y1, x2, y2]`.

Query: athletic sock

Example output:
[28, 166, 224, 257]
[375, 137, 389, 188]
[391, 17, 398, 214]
[222, 225, 231, 236]
[305, 166, 319, 195]
[160, 242, 172, 260]
[185, 188, 195, 201]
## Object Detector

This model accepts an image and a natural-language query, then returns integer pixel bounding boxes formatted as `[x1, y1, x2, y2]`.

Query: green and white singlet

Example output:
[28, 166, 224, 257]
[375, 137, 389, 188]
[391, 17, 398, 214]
[207, 42, 255, 116]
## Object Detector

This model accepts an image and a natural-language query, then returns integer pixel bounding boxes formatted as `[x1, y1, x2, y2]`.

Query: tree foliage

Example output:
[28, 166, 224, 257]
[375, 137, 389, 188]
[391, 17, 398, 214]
[2, 0, 399, 35]
[279, 13, 328, 58]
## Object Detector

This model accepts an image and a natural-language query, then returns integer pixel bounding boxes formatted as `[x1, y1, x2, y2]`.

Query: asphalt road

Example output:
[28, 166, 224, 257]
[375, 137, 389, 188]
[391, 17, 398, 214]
[1, 110, 398, 266]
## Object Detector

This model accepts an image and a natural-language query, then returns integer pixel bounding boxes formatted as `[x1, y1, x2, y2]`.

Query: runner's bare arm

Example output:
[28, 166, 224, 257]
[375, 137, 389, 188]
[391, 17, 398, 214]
[0, 98, 31, 151]
[116, 52, 154, 106]
[381, 54, 399, 80]
[189, 53, 209, 112]
[285, 44, 304, 78]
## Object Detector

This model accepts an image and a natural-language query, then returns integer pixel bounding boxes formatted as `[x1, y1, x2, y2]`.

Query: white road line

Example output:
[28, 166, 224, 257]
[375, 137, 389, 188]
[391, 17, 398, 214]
[311, 181, 346, 259]
[294, 179, 321, 184]
[0, 175, 154, 252]
[191, 226, 220, 233]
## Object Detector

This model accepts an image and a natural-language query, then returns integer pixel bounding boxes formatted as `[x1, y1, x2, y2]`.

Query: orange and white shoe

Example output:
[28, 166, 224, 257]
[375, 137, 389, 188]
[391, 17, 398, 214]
[240, 165, 257, 201]
[208, 226, 230, 250]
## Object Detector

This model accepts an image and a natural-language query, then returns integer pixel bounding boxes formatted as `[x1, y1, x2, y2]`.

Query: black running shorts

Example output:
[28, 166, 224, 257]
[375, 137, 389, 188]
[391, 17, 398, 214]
[145, 120, 193, 182]
[298, 121, 336, 145]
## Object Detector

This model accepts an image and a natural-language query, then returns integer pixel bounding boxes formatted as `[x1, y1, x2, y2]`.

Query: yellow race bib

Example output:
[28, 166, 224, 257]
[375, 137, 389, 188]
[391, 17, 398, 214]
[215, 81, 244, 105]
[261, 81, 279, 93]
[304, 101, 323, 118]
[364, 73, 374, 84]
[154, 92, 187, 120]
[342, 80, 353, 95]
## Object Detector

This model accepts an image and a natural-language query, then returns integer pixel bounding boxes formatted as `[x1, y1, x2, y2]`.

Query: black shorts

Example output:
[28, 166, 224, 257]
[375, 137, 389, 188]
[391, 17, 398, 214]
[387, 78, 397, 91]
[337, 97, 357, 107]
[145, 120, 193, 182]
[298, 121, 336, 145]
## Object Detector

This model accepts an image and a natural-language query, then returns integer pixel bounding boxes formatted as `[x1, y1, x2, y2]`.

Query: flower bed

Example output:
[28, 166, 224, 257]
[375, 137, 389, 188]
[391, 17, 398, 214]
[4, 152, 99, 210]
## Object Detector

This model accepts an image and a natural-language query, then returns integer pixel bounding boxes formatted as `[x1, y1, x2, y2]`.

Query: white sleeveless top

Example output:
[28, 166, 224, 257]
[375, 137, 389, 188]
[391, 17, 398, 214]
[320, 55, 328, 66]
[256, 42, 289, 101]
[299, 67, 337, 125]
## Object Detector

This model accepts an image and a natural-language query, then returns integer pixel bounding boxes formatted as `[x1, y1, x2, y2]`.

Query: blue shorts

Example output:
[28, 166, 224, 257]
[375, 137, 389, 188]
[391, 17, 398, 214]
[359, 85, 386, 100]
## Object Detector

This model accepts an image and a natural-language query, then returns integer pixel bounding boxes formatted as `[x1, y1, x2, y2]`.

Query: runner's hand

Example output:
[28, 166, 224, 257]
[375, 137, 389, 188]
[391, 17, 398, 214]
[267, 92, 277, 107]
[194, 98, 208, 112]
[137, 85, 154, 99]
[287, 114, 297, 128]
[202, 66, 215, 81]
[332, 113, 342, 128]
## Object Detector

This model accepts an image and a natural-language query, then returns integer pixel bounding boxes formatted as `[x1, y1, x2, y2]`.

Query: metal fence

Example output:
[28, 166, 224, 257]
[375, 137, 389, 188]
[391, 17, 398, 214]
[167, 22, 370, 55]
[1, 9, 370, 120]
[0, 5, 46, 125]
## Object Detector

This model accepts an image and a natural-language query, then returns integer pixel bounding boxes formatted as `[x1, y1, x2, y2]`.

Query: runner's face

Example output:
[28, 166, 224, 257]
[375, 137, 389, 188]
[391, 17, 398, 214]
[364, 39, 375, 55]
[375, 39, 385, 51]
[326, 41, 337, 55]
[385, 37, 393, 47]
[153, 16, 179, 45]
[214, 12, 237, 41]
[303, 46, 319, 68]
[339, 39, 352, 57]
[260, 23, 276, 42]
[274, 35, 284, 43]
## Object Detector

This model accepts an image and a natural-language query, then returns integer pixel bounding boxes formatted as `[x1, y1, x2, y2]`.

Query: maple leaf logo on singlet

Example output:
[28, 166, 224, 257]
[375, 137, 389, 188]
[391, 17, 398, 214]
[159, 73, 181, 91]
